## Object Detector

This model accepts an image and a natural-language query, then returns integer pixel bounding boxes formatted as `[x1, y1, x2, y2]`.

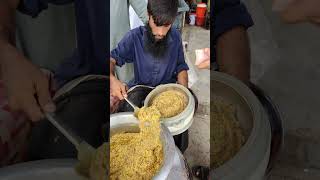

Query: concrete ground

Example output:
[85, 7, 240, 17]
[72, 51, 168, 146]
[243, 0, 320, 179]
[181, 25, 210, 169]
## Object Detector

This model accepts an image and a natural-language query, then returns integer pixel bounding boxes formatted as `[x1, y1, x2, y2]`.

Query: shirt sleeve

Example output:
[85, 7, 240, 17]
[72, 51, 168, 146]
[17, 0, 48, 17]
[129, 0, 148, 25]
[176, 39, 189, 73]
[213, 0, 254, 41]
[17, 0, 73, 17]
[110, 31, 135, 67]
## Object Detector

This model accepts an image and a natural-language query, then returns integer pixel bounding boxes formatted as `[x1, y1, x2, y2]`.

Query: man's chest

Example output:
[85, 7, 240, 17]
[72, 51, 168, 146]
[134, 53, 178, 74]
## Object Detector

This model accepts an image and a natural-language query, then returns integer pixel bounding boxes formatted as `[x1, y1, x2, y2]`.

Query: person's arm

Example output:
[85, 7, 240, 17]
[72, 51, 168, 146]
[177, 70, 188, 87]
[176, 38, 189, 87]
[110, 57, 127, 100]
[213, 0, 253, 84]
[0, 0, 55, 122]
[109, 32, 135, 99]
[110, 58, 116, 77]
[216, 26, 251, 84]
[129, 0, 148, 24]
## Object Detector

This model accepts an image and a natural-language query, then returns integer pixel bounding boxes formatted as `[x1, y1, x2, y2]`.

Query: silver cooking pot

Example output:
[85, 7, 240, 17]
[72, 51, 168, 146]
[110, 112, 192, 180]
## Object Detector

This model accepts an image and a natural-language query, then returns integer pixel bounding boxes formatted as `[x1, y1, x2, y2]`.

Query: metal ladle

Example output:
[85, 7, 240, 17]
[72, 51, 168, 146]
[45, 113, 96, 177]
[124, 97, 140, 116]
[123, 97, 153, 127]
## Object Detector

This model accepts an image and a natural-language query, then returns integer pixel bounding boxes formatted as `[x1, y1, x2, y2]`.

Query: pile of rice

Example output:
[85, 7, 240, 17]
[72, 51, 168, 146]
[151, 90, 188, 118]
[211, 96, 245, 168]
[110, 106, 163, 179]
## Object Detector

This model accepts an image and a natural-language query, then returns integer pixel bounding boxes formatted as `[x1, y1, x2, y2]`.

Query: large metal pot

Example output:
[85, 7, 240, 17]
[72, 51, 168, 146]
[144, 84, 195, 136]
[0, 159, 86, 180]
[211, 72, 271, 180]
[110, 112, 191, 180]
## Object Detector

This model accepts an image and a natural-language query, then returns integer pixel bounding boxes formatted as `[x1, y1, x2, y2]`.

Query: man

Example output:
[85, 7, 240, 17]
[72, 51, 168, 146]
[110, 0, 189, 100]
[110, 0, 192, 154]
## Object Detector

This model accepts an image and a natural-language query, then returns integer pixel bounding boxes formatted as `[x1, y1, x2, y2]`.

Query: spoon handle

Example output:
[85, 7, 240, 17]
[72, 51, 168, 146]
[45, 112, 81, 148]
[124, 97, 139, 112]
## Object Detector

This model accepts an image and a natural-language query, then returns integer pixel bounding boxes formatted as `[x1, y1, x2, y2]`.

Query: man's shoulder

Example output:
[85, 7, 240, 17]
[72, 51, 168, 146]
[169, 28, 182, 42]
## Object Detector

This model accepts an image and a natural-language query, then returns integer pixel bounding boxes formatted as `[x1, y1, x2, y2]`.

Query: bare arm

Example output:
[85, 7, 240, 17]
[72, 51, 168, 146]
[110, 57, 127, 99]
[216, 26, 251, 84]
[177, 70, 188, 88]
[110, 57, 116, 78]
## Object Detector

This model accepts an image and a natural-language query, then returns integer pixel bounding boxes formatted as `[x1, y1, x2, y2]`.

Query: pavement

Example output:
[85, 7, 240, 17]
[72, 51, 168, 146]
[181, 25, 210, 174]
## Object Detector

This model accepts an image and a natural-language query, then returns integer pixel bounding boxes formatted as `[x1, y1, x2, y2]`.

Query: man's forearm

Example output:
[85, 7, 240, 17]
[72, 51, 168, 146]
[216, 26, 251, 84]
[177, 70, 188, 87]
[110, 57, 117, 78]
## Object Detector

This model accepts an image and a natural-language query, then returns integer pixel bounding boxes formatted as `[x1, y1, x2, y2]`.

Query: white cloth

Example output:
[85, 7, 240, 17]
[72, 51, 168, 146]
[129, 0, 148, 30]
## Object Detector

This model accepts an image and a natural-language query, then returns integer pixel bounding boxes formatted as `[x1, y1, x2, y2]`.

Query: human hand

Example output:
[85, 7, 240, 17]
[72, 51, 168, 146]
[110, 76, 127, 100]
[0, 45, 55, 122]
[110, 95, 120, 113]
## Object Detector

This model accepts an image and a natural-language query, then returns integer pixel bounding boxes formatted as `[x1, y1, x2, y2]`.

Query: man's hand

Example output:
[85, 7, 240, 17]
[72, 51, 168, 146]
[273, 0, 320, 25]
[0, 44, 55, 122]
[0, 0, 54, 122]
[110, 75, 127, 100]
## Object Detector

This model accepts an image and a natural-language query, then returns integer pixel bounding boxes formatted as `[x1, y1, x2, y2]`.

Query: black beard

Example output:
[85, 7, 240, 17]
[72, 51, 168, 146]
[143, 24, 170, 58]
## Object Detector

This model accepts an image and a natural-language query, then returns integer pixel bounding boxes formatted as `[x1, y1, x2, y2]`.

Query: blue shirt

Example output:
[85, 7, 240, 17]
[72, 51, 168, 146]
[212, 0, 254, 69]
[17, 0, 108, 87]
[110, 26, 189, 88]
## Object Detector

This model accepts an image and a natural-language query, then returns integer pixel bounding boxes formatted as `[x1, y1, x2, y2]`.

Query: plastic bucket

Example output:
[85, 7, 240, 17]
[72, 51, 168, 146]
[196, 16, 205, 26]
[189, 13, 196, 25]
[196, 3, 207, 17]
